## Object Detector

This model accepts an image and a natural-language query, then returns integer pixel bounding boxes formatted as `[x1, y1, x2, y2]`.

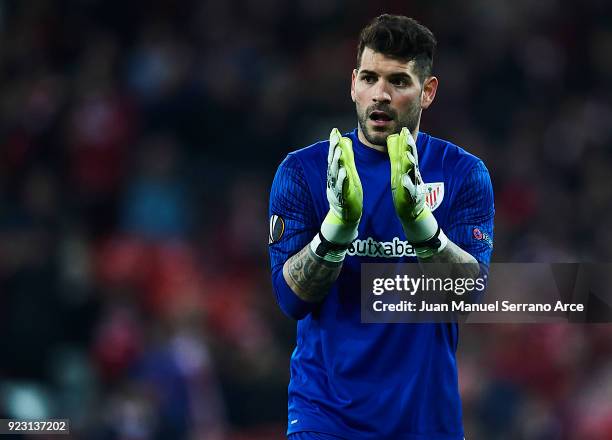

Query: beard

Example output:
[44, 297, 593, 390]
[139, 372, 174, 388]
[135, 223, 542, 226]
[356, 99, 421, 146]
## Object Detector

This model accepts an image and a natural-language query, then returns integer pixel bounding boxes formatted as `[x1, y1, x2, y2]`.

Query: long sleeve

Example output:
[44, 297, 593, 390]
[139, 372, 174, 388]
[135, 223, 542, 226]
[268, 154, 320, 319]
[445, 160, 495, 279]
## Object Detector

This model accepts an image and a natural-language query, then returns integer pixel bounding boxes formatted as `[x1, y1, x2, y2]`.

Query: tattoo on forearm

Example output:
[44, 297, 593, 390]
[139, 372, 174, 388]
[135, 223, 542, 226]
[418, 240, 481, 306]
[420, 240, 480, 278]
[283, 244, 343, 302]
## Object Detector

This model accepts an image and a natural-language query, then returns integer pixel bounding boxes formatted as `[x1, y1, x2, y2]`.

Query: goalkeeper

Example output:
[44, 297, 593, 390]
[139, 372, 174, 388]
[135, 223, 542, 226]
[269, 14, 494, 440]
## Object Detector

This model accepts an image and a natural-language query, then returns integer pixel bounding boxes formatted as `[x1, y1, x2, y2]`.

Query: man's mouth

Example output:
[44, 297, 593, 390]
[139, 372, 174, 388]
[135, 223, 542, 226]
[369, 110, 393, 126]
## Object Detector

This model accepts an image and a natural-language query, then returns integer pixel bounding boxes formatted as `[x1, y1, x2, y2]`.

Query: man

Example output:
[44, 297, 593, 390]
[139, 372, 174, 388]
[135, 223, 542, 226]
[268, 14, 494, 440]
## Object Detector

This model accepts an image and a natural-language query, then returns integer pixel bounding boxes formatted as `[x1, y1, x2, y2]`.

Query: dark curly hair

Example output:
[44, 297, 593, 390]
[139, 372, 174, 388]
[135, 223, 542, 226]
[357, 14, 437, 82]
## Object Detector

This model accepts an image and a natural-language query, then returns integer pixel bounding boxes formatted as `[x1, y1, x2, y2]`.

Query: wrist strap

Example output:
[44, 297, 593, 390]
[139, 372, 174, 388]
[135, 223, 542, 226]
[410, 227, 448, 259]
[310, 232, 350, 262]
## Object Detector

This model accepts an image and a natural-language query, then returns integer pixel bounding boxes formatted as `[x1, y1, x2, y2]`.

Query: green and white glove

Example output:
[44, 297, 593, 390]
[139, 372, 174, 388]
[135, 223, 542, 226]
[387, 127, 447, 258]
[311, 128, 363, 262]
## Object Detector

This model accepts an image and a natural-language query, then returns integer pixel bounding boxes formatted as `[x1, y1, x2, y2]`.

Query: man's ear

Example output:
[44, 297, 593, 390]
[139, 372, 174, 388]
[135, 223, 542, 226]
[351, 69, 357, 103]
[421, 76, 438, 109]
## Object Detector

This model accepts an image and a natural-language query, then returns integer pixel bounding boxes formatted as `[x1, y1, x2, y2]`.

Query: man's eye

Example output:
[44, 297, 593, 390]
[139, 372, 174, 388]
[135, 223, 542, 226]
[392, 78, 409, 87]
[362, 76, 376, 84]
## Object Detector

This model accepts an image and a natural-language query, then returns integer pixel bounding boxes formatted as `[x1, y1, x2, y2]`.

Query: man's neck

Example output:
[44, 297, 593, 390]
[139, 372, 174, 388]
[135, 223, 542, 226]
[357, 129, 386, 152]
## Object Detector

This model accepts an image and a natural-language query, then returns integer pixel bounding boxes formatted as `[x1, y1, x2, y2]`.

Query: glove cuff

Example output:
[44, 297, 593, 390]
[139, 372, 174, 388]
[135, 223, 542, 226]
[411, 228, 449, 259]
[401, 207, 439, 243]
[320, 210, 359, 245]
[310, 232, 349, 263]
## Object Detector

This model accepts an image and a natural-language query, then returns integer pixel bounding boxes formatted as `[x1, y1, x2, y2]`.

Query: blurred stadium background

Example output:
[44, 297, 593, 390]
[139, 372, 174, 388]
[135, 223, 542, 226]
[1, 0, 612, 438]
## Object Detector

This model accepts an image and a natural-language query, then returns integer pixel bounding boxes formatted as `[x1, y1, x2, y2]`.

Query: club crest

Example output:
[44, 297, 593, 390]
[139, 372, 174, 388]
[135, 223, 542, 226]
[424, 182, 444, 211]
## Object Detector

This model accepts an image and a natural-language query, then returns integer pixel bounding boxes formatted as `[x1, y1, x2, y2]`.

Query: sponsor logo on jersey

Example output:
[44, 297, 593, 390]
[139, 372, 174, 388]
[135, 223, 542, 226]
[347, 237, 416, 258]
[269, 214, 285, 244]
[425, 182, 444, 212]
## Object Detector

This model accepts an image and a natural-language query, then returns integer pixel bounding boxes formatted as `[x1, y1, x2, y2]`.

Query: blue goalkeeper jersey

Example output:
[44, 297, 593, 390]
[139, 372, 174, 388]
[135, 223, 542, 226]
[268, 128, 494, 440]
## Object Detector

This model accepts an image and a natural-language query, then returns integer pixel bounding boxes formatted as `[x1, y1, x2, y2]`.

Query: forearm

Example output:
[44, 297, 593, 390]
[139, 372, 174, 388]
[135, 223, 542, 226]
[418, 240, 484, 310]
[418, 239, 480, 278]
[282, 242, 343, 302]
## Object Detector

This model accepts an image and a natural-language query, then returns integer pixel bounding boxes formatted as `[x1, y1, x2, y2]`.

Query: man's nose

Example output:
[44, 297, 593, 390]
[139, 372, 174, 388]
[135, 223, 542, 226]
[372, 80, 391, 103]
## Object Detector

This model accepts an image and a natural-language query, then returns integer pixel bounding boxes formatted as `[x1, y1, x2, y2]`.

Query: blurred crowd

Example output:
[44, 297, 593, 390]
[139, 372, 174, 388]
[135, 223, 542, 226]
[0, 0, 611, 439]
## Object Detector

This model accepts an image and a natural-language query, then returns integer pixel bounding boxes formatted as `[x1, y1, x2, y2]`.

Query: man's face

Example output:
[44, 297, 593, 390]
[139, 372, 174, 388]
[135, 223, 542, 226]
[351, 47, 435, 147]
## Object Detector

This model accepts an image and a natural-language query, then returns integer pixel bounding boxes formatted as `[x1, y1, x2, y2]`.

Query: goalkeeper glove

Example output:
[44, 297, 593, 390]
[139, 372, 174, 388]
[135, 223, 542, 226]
[387, 127, 448, 258]
[311, 128, 363, 262]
